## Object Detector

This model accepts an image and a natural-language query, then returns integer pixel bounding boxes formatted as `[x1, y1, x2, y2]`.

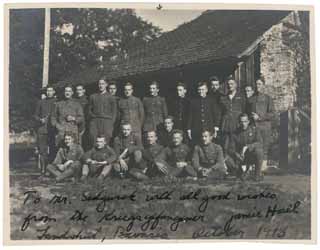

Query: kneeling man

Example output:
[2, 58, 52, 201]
[81, 135, 117, 181]
[157, 129, 196, 178]
[112, 122, 143, 178]
[47, 132, 83, 182]
[192, 129, 226, 179]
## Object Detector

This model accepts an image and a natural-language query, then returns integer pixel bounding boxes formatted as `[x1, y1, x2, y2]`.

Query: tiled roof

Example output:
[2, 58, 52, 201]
[60, 10, 291, 86]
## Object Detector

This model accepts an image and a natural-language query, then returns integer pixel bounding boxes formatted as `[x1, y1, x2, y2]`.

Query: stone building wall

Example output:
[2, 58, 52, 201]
[259, 11, 300, 112]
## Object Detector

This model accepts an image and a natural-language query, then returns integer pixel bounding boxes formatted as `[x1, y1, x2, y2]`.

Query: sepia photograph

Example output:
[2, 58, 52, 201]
[3, 2, 315, 244]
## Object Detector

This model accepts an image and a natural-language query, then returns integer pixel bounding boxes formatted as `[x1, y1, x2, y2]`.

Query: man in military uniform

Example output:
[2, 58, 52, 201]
[142, 81, 168, 134]
[220, 78, 245, 148]
[51, 86, 84, 147]
[88, 79, 117, 146]
[187, 81, 221, 145]
[192, 129, 226, 179]
[157, 129, 197, 178]
[80, 135, 117, 182]
[209, 76, 224, 105]
[47, 132, 84, 182]
[132, 130, 165, 180]
[158, 116, 175, 147]
[167, 82, 190, 134]
[224, 113, 264, 181]
[112, 123, 144, 178]
[75, 84, 89, 148]
[245, 79, 275, 171]
[118, 82, 144, 140]
[34, 86, 57, 174]
[108, 81, 120, 138]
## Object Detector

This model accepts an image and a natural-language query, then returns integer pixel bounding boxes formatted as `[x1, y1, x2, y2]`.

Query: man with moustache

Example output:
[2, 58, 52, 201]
[34, 85, 57, 174]
[88, 79, 117, 146]
[244, 78, 275, 171]
[51, 85, 84, 147]
[118, 82, 144, 140]
[187, 81, 221, 145]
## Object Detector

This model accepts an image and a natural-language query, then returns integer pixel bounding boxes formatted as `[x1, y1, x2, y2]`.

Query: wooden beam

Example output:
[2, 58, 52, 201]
[42, 8, 51, 88]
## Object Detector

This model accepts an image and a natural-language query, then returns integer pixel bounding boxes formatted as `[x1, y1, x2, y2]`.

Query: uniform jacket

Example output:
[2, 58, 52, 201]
[53, 143, 84, 165]
[225, 126, 263, 158]
[188, 96, 221, 132]
[118, 96, 144, 131]
[51, 98, 84, 134]
[142, 143, 164, 163]
[245, 92, 275, 127]
[192, 142, 224, 169]
[220, 92, 245, 133]
[34, 97, 56, 134]
[158, 143, 191, 165]
[75, 95, 89, 132]
[142, 96, 168, 131]
[167, 96, 190, 130]
[113, 133, 143, 156]
[83, 145, 117, 164]
[88, 92, 117, 122]
[209, 89, 225, 105]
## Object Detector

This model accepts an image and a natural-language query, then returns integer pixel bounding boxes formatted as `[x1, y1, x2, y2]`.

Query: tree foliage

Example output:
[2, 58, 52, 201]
[9, 8, 162, 132]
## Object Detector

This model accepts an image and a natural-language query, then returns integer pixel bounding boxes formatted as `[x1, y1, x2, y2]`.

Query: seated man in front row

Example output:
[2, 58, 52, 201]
[224, 113, 264, 181]
[130, 130, 165, 180]
[157, 129, 197, 178]
[192, 129, 226, 179]
[47, 132, 84, 182]
[112, 122, 143, 178]
[80, 135, 117, 181]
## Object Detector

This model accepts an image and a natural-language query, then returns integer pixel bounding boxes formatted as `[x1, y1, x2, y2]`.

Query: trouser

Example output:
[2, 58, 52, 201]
[146, 160, 197, 178]
[225, 146, 263, 178]
[82, 163, 113, 178]
[113, 151, 143, 178]
[197, 162, 226, 179]
[36, 133, 49, 174]
[89, 118, 114, 146]
[47, 161, 81, 181]
[256, 121, 271, 160]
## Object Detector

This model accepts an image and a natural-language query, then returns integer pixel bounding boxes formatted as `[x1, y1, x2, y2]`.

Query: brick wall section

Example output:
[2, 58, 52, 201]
[259, 11, 300, 112]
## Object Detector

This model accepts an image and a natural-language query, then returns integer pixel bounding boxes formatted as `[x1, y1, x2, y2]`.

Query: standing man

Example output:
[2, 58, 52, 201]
[118, 82, 144, 140]
[245, 78, 275, 171]
[47, 132, 83, 182]
[220, 78, 245, 147]
[75, 84, 88, 148]
[51, 85, 84, 147]
[107, 81, 120, 138]
[142, 81, 168, 134]
[187, 81, 221, 145]
[209, 76, 224, 104]
[34, 86, 56, 174]
[167, 82, 190, 133]
[88, 79, 117, 146]
[224, 113, 264, 181]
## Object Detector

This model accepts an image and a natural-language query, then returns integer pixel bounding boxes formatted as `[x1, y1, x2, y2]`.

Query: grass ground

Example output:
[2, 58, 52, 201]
[9, 153, 311, 241]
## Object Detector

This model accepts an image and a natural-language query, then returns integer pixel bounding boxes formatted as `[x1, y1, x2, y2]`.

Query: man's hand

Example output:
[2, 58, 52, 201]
[57, 164, 65, 171]
[213, 127, 219, 138]
[251, 112, 260, 121]
[40, 118, 47, 124]
[119, 148, 129, 159]
[202, 168, 211, 177]
[119, 159, 128, 171]
[187, 130, 192, 140]
[86, 158, 93, 164]
[241, 146, 248, 158]
[157, 162, 168, 174]
[63, 160, 74, 168]
[176, 162, 187, 168]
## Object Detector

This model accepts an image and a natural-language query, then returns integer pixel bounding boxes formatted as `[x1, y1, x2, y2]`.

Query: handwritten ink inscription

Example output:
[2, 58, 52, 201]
[14, 187, 306, 240]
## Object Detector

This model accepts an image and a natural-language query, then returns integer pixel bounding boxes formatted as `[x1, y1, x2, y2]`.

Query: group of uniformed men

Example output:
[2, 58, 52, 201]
[34, 76, 274, 183]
